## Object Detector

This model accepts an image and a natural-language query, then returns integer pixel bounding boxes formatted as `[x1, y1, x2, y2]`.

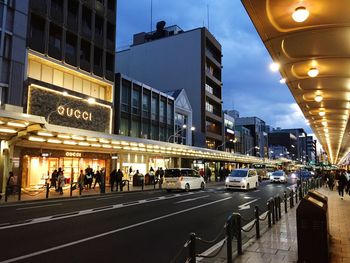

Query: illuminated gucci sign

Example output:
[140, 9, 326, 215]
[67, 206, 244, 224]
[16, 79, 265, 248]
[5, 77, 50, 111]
[57, 106, 92, 121]
[65, 152, 82, 157]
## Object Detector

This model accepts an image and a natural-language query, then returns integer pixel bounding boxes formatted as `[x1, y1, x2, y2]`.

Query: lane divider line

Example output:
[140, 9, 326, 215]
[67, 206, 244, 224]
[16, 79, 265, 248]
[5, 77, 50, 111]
[0, 197, 232, 263]
[16, 203, 62, 210]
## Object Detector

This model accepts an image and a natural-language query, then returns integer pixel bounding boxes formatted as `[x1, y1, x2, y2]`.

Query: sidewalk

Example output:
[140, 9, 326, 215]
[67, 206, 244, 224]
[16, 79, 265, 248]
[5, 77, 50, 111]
[225, 187, 350, 263]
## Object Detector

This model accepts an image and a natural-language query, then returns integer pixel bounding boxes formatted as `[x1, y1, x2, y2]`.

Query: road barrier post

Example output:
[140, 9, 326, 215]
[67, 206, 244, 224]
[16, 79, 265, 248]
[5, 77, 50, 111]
[255, 205, 260, 239]
[278, 196, 282, 219]
[274, 196, 279, 221]
[284, 191, 288, 213]
[234, 213, 243, 255]
[226, 215, 233, 263]
[290, 190, 294, 208]
[46, 182, 49, 199]
[188, 233, 196, 263]
[267, 199, 272, 228]
[271, 198, 276, 225]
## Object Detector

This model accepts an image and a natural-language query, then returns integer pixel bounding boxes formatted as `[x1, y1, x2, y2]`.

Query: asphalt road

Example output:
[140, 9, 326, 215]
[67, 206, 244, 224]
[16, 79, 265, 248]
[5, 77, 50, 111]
[0, 179, 297, 263]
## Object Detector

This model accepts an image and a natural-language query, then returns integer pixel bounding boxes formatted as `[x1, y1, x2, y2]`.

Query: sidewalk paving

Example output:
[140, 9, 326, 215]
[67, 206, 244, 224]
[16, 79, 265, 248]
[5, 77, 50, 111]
[218, 187, 350, 263]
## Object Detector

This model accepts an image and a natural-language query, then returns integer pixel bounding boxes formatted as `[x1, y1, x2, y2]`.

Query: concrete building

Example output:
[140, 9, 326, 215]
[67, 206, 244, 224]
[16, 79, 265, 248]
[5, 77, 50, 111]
[277, 128, 308, 163]
[114, 73, 175, 142]
[234, 126, 254, 155]
[235, 117, 268, 157]
[306, 136, 317, 163]
[222, 113, 235, 152]
[116, 22, 224, 149]
[268, 132, 297, 160]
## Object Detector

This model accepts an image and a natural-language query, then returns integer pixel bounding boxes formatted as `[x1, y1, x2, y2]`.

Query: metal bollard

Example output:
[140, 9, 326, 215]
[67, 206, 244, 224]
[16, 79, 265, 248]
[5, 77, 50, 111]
[290, 190, 294, 208]
[284, 191, 288, 213]
[233, 213, 243, 255]
[255, 205, 260, 239]
[226, 215, 233, 263]
[188, 233, 196, 263]
[267, 199, 272, 228]
[296, 187, 299, 203]
[141, 179, 144, 191]
[278, 196, 282, 219]
[46, 183, 49, 199]
[271, 198, 276, 225]
[274, 196, 279, 221]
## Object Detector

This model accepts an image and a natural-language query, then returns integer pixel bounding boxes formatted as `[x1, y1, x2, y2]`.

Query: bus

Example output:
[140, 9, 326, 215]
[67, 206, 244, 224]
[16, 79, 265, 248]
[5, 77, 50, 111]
[252, 163, 277, 181]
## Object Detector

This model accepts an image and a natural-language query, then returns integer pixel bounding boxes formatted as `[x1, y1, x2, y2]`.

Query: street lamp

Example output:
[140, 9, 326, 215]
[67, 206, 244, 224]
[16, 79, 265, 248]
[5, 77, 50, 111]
[168, 124, 187, 143]
[216, 139, 233, 151]
[246, 146, 259, 156]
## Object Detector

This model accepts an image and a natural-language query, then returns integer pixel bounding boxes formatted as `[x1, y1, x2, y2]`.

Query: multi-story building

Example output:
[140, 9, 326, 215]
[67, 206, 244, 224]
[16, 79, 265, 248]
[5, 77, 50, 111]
[306, 136, 317, 163]
[114, 73, 174, 142]
[278, 128, 308, 163]
[116, 22, 224, 149]
[268, 132, 297, 160]
[234, 126, 254, 155]
[235, 117, 268, 157]
[222, 113, 235, 152]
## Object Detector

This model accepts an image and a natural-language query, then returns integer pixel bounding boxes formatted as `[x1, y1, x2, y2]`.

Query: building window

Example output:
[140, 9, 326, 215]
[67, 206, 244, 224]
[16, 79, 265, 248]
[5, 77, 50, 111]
[120, 117, 129, 136]
[206, 101, 213, 113]
[151, 94, 159, 120]
[160, 126, 166, 141]
[95, 15, 103, 38]
[167, 103, 173, 124]
[29, 14, 45, 52]
[142, 121, 149, 139]
[121, 82, 130, 113]
[65, 32, 77, 65]
[151, 124, 158, 140]
[48, 24, 62, 59]
[80, 40, 90, 65]
[3, 33, 12, 59]
[82, 6, 92, 37]
[132, 88, 141, 115]
[142, 92, 150, 117]
[160, 99, 166, 123]
[5, 6, 13, 31]
[131, 119, 140, 138]
[0, 3, 3, 27]
[205, 83, 213, 94]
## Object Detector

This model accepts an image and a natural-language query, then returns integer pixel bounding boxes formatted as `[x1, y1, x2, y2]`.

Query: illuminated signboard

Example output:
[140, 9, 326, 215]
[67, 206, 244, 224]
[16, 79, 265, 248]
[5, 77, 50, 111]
[27, 85, 111, 133]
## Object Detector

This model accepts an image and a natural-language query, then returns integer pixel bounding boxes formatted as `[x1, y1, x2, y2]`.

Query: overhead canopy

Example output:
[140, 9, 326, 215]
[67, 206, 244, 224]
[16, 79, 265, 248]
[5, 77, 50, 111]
[241, 0, 350, 164]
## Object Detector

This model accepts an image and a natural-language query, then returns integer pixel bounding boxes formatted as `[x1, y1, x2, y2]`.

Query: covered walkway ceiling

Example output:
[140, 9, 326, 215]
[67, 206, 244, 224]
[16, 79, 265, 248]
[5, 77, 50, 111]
[241, 0, 350, 164]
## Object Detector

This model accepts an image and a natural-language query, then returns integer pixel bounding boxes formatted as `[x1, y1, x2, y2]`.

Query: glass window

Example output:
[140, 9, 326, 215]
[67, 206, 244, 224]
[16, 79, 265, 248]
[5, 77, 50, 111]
[120, 117, 129, 136]
[142, 121, 149, 139]
[206, 101, 213, 113]
[167, 103, 173, 124]
[95, 15, 103, 37]
[151, 95, 159, 120]
[132, 88, 141, 115]
[160, 126, 166, 141]
[3, 34, 11, 59]
[205, 83, 213, 94]
[49, 24, 62, 50]
[80, 40, 90, 62]
[65, 32, 76, 57]
[160, 100, 166, 123]
[142, 92, 150, 117]
[131, 119, 140, 138]
[121, 81, 130, 112]
[82, 6, 92, 36]
[5, 6, 13, 31]
[0, 3, 3, 27]
[151, 124, 158, 140]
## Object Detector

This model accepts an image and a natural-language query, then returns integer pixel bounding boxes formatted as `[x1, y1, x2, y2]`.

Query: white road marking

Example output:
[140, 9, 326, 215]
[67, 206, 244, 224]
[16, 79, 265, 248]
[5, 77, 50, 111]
[0, 197, 232, 263]
[16, 203, 62, 211]
[175, 195, 209, 204]
[238, 199, 259, 210]
[244, 196, 254, 199]
[96, 195, 124, 201]
[0, 192, 200, 230]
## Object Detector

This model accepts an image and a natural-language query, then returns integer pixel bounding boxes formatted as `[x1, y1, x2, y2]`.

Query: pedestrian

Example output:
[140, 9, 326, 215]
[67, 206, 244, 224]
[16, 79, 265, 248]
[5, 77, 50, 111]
[328, 172, 335, 190]
[199, 168, 204, 178]
[6, 172, 15, 196]
[85, 167, 93, 189]
[93, 170, 101, 189]
[338, 171, 348, 199]
[205, 167, 211, 183]
[110, 169, 117, 191]
[78, 170, 85, 193]
[116, 169, 123, 191]
[50, 169, 58, 190]
[57, 171, 66, 195]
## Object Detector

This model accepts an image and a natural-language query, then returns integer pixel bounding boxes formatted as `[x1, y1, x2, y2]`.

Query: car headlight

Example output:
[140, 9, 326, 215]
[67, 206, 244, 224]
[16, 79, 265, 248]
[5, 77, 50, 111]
[242, 178, 246, 184]
[291, 173, 296, 179]
[270, 176, 274, 180]
[225, 177, 230, 183]
[281, 176, 285, 180]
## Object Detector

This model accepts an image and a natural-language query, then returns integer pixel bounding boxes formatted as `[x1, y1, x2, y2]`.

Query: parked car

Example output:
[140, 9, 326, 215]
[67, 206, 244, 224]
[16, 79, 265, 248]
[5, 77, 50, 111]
[225, 168, 259, 190]
[163, 168, 205, 192]
[270, 170, 287, 183]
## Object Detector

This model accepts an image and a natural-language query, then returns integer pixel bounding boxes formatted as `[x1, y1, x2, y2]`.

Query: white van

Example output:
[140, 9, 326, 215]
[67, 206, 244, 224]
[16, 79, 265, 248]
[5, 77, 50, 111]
[163, 168, 205, 192]
[225, 168, 259, 190]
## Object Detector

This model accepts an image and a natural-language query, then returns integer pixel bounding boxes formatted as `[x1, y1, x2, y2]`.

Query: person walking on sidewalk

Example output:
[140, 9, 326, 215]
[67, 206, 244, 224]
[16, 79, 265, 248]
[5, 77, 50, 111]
[116, 169, 123, 191]
[337, 171, 348, 199]
[110, 169, 117, 191]
[57, 172, 66, 195]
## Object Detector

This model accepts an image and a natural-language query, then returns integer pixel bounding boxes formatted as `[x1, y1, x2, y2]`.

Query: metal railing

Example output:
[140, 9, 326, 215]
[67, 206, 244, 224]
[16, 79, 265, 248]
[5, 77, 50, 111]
[183, 177, 323, 262]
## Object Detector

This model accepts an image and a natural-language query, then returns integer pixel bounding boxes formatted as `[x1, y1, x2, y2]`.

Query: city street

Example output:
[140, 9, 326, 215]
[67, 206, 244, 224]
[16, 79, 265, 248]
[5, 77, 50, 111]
[0, 180, 296, 263]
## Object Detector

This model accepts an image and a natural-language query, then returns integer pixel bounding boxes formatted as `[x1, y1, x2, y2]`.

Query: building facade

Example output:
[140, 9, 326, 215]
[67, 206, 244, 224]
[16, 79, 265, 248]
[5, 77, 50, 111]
[114, 73, 175, 142]
[116, 22, 224, 149]
[268, 132, 297, 160]
[222, 113, 235, 152]
[306, 135, 317, 163]
[278, 128, 308, 163]
[234, 126, 254, 155]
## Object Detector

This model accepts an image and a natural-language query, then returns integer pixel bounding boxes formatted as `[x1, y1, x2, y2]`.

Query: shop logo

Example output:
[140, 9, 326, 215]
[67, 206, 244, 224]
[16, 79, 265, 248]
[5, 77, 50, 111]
[57, 106, 92, 121]
[65, 152, 82, 157]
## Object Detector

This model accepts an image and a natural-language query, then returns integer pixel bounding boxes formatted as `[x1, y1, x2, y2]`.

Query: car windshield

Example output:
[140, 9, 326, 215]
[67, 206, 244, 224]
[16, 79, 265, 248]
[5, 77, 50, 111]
[272, 171, 284, 176]
[229, 170, 248, 177]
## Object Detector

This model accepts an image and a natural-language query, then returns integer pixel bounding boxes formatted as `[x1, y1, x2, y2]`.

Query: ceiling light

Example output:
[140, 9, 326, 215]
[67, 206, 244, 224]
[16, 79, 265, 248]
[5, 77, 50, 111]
[87, 138, 98, 142]
[78, 142, 90, 146]
[102, 144, 112, 148]
[72, 135, 85, 140]
[87, 98, 96, 104]
[37, 131, 54, 137]
[308, 68, 319, 78]
[0, 121, 4, 125]
[99, 138, 110, 144]
[269, 62, 280, 72]
[111, 141, 120, 145]
[91, 143, 101, 147]
[279, 78, 286, 84]
[319, 111, 325, 117]
[7, 122, 27, 128]
[0, 128, 17, 133]
[57, 134, 71, 139]
[292, 6, 309, 23]
[62, 91, 69, 96]
[63, 140, 77, 145]
[47, 139, 62, 144]
[322, 121, 327, 126]
[314, 95, 323, 102]
[28, 136, 46, 142]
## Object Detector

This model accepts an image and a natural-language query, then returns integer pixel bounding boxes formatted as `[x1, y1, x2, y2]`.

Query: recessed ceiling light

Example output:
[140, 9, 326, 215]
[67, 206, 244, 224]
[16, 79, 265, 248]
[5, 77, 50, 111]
[37, 131, 54, 137]
[269, 62, 280, 72]
[87, 98, 96, 104]
[322, 121, 327, 126]
[292, 6, 309, 23]
[47, 139, 62, 144]
[7, 122, 27, 128]
[319, 111, 326, 117]
[0, 128, 17, 133]
[308, 68, 319, 78]
[314, 95, 323, 102]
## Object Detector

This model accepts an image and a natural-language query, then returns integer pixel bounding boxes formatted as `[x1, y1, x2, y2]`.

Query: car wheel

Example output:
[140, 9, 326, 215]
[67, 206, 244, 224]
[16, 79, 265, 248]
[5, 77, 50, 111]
[200, 182, 205, 190]
[185, 183, 190, 192]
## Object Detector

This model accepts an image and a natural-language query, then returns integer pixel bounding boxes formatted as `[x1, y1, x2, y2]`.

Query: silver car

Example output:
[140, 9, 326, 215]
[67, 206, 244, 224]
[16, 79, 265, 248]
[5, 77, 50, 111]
[270, 170, 287, 183]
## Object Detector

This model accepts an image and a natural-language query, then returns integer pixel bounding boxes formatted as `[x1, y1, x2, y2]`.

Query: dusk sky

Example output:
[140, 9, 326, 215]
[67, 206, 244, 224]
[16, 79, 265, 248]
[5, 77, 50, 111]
[116, 0, 312, 134]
